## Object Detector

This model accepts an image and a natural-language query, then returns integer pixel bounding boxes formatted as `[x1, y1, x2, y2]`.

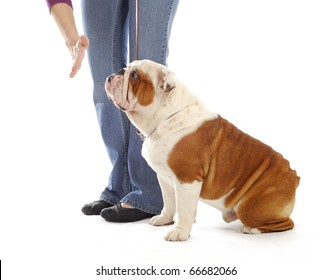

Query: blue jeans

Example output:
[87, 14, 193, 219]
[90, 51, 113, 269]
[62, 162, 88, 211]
[81, 0, 179, 214]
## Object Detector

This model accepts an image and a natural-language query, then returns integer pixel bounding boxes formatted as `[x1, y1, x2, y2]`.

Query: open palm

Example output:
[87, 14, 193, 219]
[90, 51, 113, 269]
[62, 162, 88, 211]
[69, 35, 89, 78]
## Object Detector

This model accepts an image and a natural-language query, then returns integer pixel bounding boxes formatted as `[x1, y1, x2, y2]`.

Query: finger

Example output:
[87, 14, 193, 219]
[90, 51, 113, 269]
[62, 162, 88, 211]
[70, 64, 80, 78]
[70, 52, 84, 78]
[69, 35, 89, 78]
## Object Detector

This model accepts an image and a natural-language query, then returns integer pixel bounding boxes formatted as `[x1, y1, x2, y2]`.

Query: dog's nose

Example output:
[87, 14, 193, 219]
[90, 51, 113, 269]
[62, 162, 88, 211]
[107, 74, 115, 83]
[107, 68, 125, 83]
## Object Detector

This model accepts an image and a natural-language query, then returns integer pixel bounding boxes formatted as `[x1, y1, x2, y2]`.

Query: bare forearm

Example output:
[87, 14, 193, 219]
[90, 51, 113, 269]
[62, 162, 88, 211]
[48, 2, 89, 77]
[50, 3, 79, 49]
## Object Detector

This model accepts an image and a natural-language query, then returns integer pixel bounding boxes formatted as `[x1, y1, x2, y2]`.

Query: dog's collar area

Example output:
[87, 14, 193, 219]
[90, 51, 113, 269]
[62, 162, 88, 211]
[136, 103, 197, 142]
[136, 125, 158, 141]
[136, 129, 147, 141]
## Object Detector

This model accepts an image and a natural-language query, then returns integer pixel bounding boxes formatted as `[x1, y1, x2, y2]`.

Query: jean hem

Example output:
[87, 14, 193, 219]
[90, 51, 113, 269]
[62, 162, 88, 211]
[120, 198, 162, 215]
[99, 195, 120, 206]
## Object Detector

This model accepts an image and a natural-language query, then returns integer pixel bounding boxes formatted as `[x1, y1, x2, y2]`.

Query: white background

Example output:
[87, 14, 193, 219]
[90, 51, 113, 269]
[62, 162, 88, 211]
[0, 1, 330, 279]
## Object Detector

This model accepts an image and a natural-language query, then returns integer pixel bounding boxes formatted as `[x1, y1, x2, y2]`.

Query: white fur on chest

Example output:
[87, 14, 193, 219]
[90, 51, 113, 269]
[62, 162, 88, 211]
[142, 103, 217, 176]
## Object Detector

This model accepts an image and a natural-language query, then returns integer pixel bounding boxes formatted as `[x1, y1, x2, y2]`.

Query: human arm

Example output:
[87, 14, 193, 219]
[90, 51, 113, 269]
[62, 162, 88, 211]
[48, 1, 89, 78]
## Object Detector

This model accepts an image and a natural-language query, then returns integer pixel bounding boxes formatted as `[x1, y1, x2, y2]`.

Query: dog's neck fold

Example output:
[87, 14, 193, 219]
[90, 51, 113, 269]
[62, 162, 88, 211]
[128, 82, 200, 141]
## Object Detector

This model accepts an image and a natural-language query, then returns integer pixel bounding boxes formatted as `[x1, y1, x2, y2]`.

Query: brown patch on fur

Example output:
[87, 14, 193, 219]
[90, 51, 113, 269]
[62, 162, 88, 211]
[130, 70, 155, 106]
[167, 116, 300, 233]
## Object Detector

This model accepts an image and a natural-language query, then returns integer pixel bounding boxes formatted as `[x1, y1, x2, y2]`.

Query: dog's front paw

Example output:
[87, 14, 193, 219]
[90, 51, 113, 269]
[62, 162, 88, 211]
[165, 227, 190, 241]
[150, 214, 174, 226]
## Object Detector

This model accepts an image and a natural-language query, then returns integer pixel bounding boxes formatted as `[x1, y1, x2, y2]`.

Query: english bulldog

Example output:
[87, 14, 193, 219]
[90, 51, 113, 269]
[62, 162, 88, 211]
[105, 60, 300, 241]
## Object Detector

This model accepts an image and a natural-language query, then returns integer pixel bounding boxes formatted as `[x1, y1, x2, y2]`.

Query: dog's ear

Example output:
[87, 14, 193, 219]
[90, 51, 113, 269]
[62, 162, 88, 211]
[160, 66, 177, 94]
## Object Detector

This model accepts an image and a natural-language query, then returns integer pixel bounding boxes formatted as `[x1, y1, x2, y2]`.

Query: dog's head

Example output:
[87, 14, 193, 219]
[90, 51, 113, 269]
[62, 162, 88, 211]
[105, 60, 177, 112]
[105, 60, 178, 135]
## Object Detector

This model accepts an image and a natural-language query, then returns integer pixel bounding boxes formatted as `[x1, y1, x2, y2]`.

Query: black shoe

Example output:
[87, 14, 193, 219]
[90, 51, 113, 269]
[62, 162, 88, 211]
[81, 200, 113, 215]
[100, 203, 155, 222]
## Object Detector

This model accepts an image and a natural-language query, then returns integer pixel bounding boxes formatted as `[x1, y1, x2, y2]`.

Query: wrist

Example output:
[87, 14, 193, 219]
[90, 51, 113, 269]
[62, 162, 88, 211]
[51, 3, 79, 49]
[65, 36, 79, 49]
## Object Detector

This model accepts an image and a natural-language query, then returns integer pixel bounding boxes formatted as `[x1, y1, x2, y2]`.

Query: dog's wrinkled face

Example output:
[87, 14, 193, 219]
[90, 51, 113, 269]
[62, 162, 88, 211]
[105, 60, 176, 112]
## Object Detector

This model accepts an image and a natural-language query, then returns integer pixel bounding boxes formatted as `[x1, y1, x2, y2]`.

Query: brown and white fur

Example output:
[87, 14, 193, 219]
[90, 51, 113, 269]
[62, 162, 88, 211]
[105, 60, 300, 241]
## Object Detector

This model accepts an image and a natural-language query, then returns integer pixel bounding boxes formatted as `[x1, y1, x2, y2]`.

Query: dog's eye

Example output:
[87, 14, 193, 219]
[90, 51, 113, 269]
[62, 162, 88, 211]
[130, 71, 139, 80]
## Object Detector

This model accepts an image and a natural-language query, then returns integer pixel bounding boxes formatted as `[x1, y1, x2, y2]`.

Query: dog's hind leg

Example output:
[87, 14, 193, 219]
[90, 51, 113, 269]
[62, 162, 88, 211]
[241, 218, 294, 234]
[236, 191, 296, 234]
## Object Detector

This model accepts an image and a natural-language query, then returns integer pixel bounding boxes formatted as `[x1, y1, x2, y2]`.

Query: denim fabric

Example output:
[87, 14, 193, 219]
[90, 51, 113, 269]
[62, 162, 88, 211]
[81, 0, 179, 214]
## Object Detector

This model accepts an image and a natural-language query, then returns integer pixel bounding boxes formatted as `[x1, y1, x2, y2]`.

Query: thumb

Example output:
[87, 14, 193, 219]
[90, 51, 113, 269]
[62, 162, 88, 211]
[77, 35, 89, 50]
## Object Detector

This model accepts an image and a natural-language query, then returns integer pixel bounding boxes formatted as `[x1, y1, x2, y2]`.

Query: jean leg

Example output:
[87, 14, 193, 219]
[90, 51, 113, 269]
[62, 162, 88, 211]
[129, 0, 180, 64]
[119, 0, 179, 213]
[120, 127, 163, 214]
[81, 0, 132, 204]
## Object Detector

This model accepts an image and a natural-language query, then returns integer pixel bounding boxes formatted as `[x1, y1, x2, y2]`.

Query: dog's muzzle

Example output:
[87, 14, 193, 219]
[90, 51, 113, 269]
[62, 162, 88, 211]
[105, 68, 127, 110]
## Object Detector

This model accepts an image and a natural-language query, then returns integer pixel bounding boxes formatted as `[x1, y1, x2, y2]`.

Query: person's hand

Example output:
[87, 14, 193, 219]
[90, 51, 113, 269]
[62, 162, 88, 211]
[68, 35, 89, 78]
